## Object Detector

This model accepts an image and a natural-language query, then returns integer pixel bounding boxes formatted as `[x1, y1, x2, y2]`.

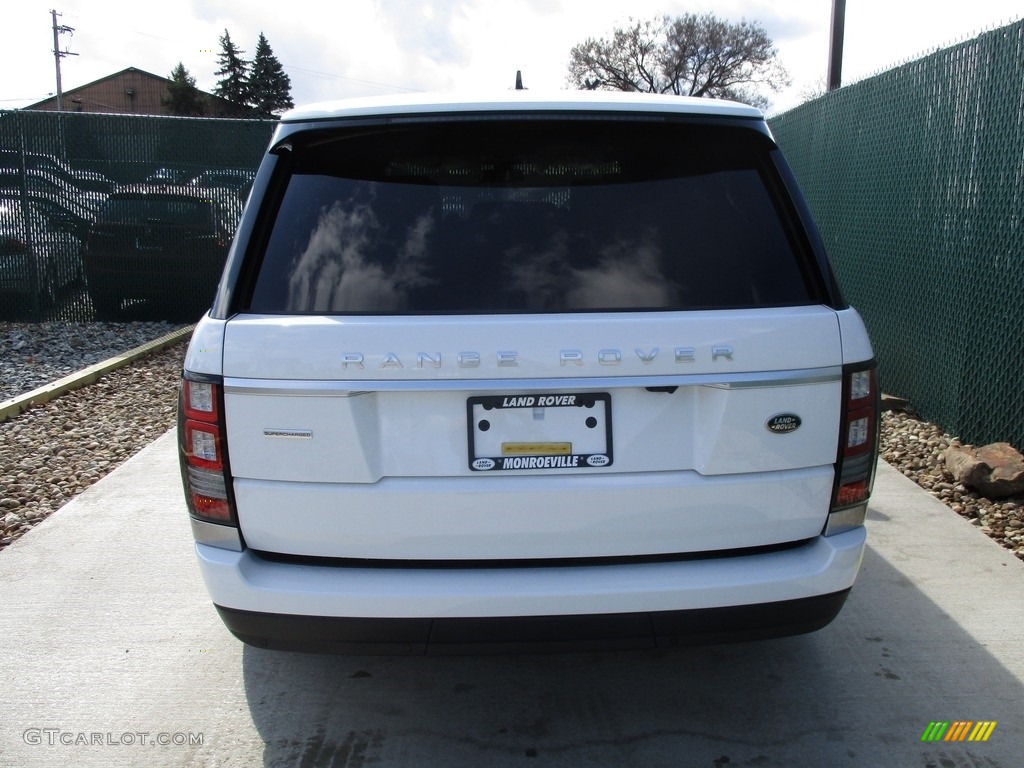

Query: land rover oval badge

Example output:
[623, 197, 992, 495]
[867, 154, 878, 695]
[766, 413, 801, 434]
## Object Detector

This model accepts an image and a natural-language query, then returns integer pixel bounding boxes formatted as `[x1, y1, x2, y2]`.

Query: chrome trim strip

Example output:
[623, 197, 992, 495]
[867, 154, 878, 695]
[824, 504, 867, 537]
[224, 368, 842, 396]
[190, 518, 244, 552]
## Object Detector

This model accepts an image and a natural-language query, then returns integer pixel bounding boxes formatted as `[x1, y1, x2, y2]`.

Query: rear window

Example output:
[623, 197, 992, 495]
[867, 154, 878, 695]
[98, 196, 214, 230]
[247, 119, 818, 314]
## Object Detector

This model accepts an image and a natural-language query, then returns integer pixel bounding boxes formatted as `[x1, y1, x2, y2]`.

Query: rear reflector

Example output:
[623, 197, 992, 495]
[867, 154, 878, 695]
[835, 479, 869, 508]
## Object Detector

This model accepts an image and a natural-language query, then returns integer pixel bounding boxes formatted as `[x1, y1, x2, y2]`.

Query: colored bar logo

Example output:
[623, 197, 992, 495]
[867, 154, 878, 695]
[921, 721, 997, 742]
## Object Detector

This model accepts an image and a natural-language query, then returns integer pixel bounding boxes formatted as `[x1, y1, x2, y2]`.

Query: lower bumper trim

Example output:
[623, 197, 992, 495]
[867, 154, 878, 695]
[215, 590, 851, 655]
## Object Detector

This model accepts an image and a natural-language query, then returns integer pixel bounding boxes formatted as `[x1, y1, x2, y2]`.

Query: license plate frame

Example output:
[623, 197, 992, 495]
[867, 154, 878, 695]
[467, 392, 613, 472]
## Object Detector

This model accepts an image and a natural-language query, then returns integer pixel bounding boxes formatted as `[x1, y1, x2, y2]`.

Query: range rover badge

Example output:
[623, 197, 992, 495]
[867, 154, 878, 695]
[766, 414, 801, 434]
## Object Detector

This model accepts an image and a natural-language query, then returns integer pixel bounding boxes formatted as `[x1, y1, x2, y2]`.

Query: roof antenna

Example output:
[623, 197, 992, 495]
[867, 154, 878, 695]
[514, 70, 526, 90]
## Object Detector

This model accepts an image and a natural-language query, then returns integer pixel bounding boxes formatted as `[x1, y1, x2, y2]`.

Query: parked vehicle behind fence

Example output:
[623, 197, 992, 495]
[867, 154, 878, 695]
[0, 191, 88, 311]
[178, 91, 879, 654]
[0, 149, 115, 195]
[0, 168, 107, 215]
[143, 167, 190, 185]
[189, 168, 256, 191]
[83, 184, 243, 320]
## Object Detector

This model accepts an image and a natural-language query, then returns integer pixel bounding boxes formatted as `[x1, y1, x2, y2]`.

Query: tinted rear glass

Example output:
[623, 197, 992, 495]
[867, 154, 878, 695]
[248, 119, 816, 314]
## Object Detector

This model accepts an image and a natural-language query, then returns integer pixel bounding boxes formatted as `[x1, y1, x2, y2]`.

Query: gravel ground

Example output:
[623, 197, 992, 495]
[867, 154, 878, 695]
[880, 410, 1024, 561]
[1, 325, 187, 551]
[1, 322, 1022, 560]
[0, 321, 185, 401]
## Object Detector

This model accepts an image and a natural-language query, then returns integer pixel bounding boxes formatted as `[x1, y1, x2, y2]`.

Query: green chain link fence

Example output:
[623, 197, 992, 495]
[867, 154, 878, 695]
[0, 110, 275, 322]
[770, 19, 1024, 449]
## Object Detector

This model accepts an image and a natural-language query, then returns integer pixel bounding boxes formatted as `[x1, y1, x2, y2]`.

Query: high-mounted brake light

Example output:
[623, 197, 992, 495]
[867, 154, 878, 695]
[827, 362, 880, 536]
[178, 373, 239, 541]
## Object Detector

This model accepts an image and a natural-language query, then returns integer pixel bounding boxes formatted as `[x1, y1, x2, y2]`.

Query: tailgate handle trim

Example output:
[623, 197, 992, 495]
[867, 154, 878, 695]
[223, 368, 842, 397]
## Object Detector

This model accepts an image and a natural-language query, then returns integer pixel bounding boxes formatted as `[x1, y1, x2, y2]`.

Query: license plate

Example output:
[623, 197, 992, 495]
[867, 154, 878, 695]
[467, 392, 612, 471]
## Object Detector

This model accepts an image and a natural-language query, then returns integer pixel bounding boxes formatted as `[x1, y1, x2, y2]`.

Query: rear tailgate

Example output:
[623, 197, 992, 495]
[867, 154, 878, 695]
[218, 306, 844, 560]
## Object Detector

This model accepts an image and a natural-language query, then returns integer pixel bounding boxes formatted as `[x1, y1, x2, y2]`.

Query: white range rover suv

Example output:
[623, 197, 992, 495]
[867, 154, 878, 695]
[178, 91, 879, 654]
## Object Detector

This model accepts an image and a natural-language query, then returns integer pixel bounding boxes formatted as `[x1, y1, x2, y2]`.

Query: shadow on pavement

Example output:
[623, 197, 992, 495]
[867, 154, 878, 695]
[240, 544, 1023, 767]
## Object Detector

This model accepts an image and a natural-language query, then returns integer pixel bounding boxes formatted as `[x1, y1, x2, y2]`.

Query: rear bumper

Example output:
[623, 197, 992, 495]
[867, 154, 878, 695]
[217, 591, 851, 654]
[196, 527, 865, 653]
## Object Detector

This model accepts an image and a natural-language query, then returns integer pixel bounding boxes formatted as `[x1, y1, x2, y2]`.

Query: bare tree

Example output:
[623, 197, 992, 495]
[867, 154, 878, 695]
[568, 13, 790, 110]
[797, 77, 828, 104]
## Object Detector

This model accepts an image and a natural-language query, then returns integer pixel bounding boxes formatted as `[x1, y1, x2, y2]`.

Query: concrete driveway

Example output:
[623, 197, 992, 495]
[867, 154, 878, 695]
[1, 431, 1021, 767]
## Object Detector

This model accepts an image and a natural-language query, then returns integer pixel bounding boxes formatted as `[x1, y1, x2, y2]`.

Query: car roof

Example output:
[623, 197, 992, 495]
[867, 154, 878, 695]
[281, 90, 764, 123]
[0, 188, 95, 218]
[195, 169, 253, 177]
[110, 183, 236, 198]
[0, 167, 63, 181]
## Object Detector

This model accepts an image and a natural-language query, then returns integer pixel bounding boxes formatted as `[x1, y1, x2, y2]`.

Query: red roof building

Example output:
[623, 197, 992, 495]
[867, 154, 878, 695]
[23, 67, 235, 116]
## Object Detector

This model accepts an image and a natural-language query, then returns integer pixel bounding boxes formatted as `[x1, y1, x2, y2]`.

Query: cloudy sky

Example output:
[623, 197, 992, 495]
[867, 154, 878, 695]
[3, 0, 1021, 114]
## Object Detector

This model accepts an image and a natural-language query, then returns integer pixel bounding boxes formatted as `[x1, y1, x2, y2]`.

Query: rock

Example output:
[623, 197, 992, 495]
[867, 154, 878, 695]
[942, 442, 1024, 498]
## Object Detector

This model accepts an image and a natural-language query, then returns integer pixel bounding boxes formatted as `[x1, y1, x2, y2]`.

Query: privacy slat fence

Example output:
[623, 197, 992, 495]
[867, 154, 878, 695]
[0, 110, 274, 322]
[770, 19, 1024, 448]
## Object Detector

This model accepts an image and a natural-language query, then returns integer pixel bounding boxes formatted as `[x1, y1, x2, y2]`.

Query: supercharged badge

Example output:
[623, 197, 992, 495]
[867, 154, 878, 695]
[766, 413, 802, 434]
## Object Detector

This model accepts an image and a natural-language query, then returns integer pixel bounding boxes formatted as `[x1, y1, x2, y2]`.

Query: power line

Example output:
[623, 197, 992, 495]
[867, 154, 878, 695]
[280, 63, 423, 93]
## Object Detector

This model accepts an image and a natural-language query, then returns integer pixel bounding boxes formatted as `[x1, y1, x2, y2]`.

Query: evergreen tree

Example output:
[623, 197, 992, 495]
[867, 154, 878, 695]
[213, 29, 250, 115]
[247, 32, 294, 116]
[163, 62, 205, 116]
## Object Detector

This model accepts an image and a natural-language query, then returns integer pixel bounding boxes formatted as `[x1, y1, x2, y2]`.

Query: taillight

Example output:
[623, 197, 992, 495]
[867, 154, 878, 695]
[827, 362, 880, 535]
[2, 236, 28, 253]
[178, 374, 238, 535]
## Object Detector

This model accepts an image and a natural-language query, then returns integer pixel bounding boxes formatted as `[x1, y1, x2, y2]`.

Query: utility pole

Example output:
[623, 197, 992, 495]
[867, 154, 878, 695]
[828, 0, 847, 91]
[51, 9, 78, 112]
